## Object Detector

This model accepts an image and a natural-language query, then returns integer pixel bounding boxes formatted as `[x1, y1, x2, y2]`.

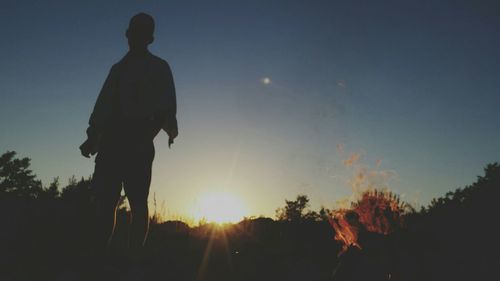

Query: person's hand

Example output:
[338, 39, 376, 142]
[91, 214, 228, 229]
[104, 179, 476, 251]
[162, 116, 178, 148]
[166, 127, 178, 148]
[79, 138, 98, 158]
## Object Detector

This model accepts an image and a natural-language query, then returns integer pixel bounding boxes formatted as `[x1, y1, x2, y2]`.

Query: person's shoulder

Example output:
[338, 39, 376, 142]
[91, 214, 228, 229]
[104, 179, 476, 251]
[109, 55, 128, 72]
[148, 53, 171, 70]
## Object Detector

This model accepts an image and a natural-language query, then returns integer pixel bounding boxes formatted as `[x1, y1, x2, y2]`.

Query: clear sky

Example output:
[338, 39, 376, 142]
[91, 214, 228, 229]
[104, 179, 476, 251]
[1, 0, 499, 220]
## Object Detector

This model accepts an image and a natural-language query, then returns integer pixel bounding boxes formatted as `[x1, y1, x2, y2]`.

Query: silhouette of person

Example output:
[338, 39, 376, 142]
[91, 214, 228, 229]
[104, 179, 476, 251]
[79, 13, 177, 252]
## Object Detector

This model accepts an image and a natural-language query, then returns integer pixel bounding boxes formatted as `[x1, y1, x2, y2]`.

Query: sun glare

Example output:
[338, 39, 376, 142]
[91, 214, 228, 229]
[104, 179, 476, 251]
[193, 191, 247, 224]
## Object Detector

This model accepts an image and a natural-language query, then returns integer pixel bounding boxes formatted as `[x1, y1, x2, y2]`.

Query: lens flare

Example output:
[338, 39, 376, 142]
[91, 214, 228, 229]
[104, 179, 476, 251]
[261, 77, 271, 85]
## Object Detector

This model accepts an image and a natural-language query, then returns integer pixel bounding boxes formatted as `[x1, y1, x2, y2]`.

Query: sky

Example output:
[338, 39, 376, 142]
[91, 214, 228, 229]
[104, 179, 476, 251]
[1, 0, 500, 220]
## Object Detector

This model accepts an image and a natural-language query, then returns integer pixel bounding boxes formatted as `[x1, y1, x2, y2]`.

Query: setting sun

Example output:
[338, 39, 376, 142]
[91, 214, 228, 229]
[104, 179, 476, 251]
[192, 191, 247, 224]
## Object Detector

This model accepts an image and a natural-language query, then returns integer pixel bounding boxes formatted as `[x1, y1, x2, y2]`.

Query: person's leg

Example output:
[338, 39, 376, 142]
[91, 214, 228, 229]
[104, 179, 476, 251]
[128, 193, 150, 250]
[92, 159, 123, 251]
[124, 142, 154, 250]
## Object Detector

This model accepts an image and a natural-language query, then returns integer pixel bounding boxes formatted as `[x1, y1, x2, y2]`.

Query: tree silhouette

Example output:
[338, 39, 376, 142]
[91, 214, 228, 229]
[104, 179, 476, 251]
[426, 162, 500, 213]
[276, 194, 319, 222]
[46, 177, 60, 198]
[0, 151, 43, 198]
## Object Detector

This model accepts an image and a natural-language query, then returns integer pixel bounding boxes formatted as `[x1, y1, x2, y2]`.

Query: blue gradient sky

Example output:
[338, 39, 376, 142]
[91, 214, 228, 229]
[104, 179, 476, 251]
[1, 0, 499, 219]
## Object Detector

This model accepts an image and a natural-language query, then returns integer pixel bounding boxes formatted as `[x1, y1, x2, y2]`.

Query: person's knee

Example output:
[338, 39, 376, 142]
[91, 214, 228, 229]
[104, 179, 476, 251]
[131, 205, 148, 217]
[129, 199, 148, 216]
[95, 196, 120, 218]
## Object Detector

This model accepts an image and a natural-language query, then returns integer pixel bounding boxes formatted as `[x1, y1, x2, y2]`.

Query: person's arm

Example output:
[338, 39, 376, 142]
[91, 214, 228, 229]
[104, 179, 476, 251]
[80, 65, 117, 157]
[159, 61, 178, 146]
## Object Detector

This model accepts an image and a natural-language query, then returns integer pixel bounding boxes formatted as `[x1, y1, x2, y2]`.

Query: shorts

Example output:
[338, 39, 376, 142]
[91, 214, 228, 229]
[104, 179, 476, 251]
[91, 140, 155, 206]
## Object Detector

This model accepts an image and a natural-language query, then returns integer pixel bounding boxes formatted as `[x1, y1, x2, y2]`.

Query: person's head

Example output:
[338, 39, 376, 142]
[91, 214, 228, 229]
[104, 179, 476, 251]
[126, 13, 155, 51]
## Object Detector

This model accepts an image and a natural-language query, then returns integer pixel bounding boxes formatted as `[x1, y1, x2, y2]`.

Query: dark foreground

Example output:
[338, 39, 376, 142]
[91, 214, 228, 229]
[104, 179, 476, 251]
[1, 151, 499, 281]
[2, 213, 499, 281]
